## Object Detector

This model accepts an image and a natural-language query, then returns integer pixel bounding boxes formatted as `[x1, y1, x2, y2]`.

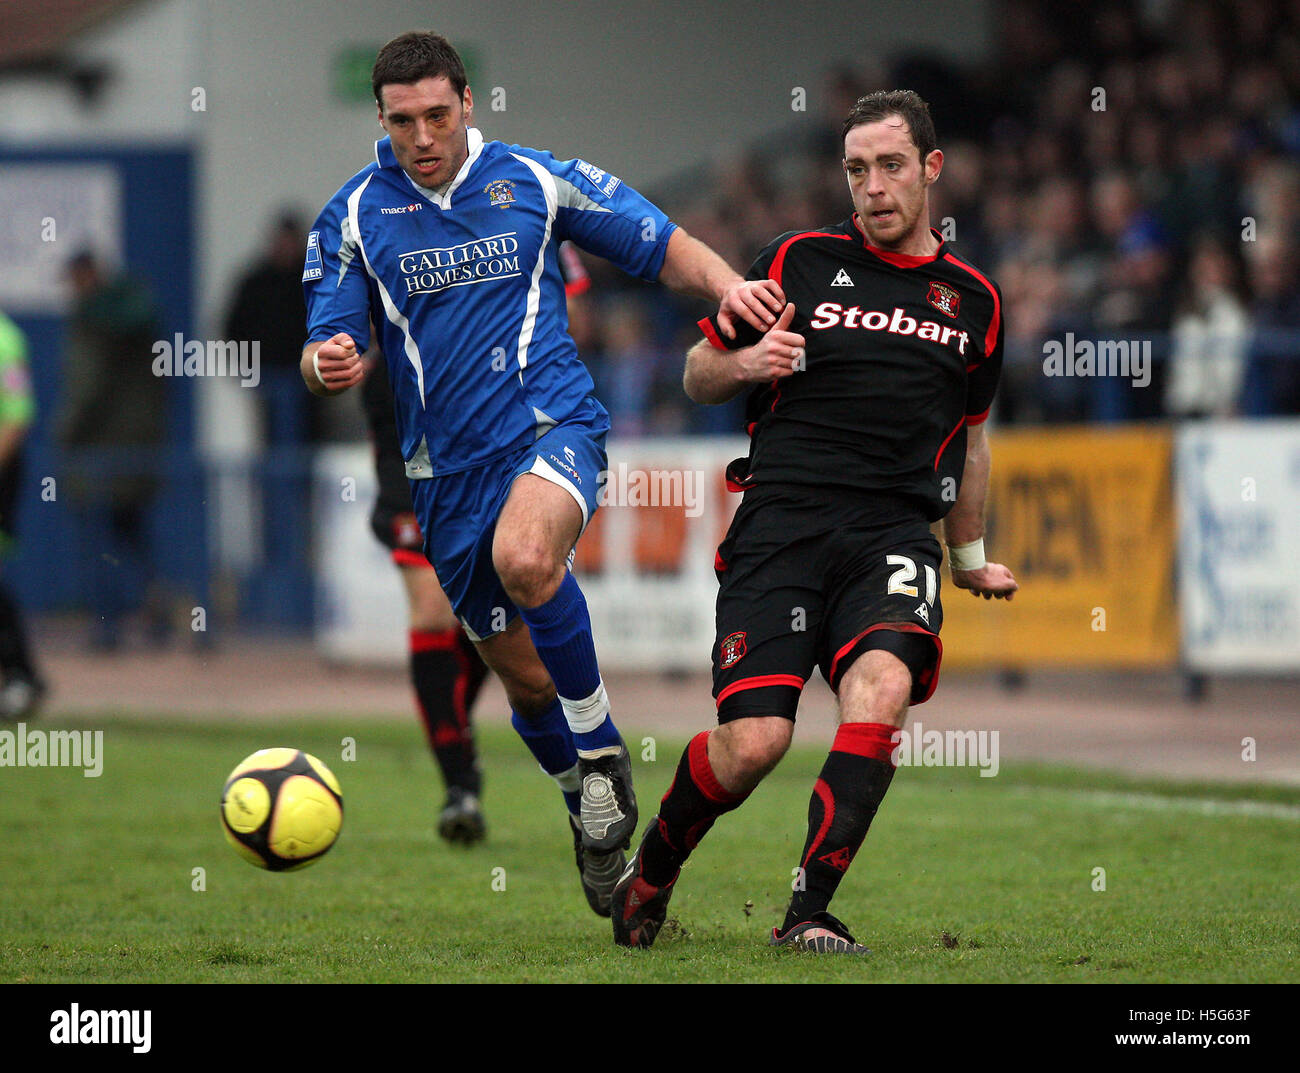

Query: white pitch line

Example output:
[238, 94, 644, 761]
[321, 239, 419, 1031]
[1012, 787, 1300, 822]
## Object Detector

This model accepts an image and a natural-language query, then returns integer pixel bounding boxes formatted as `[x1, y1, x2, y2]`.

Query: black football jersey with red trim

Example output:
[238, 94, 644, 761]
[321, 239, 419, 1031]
[700, 216, 1003, 521]
[362, 352, 414, 514]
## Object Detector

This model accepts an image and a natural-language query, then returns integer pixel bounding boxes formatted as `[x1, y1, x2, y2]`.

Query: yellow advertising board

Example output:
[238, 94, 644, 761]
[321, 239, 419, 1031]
[940, 424, 1176, 669]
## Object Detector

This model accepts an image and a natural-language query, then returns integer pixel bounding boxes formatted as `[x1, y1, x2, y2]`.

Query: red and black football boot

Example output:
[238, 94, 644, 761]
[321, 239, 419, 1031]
[611, 820, 679, 948]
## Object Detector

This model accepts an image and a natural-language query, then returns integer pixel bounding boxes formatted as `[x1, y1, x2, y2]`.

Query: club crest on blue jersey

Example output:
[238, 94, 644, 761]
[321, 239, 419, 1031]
[485, 179, 516, 208]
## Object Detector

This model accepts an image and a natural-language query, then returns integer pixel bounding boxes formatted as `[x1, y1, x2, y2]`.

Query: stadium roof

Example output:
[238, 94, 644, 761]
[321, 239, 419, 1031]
[0, 0, 141, 66]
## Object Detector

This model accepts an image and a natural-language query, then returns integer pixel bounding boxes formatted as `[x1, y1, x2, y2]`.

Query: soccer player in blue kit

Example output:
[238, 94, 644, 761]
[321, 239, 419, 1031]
[301, 31, 783, 917]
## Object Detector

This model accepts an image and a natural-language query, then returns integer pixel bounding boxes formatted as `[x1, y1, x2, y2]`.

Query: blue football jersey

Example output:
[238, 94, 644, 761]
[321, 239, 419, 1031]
[304, 128, 676, 477]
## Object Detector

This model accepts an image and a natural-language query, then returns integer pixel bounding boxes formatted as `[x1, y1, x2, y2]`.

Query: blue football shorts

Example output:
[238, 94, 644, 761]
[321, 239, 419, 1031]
[410, 396, 609, 640]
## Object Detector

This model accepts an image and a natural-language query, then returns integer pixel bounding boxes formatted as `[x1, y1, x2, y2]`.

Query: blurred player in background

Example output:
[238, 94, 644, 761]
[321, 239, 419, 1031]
[613, 91, 1018, 953]
[362, 350, 490, 844]
[302, 30, 783, 917]
[357, 241, 593, 858]
[0, 311, 44, 720]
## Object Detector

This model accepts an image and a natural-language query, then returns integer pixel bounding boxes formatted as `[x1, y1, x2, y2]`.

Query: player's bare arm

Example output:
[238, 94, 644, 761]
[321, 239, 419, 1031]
[301, 333, 364, 397]
[943, 421, 1017, 599]
[683, 302, 804, 404]
[658, 228, 785, 339]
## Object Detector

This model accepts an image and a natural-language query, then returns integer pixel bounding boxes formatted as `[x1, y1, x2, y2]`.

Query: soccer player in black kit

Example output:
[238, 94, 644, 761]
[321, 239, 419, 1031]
[612, 91, 1018, 953]
[362, 351, 490, 843]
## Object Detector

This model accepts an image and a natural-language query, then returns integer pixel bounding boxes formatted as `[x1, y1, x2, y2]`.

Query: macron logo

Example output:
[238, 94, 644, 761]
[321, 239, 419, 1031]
[831, 268, 855, 287]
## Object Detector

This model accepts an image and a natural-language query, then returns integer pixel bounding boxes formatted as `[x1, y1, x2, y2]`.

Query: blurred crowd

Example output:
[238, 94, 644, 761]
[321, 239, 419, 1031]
[580, 0, 1300, 432]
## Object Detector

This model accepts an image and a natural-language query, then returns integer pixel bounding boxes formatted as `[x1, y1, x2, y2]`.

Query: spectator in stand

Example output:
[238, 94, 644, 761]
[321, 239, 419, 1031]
[56, 251, 168, 650]
[223, 212, 317, 619]
[1091, 171, 1175, 420]
[1241, 231, 1300, 415]
[223, 212, 317, 444]
[1243, 160, 1300, 248]
[1166, 234, 1252, 419]
[597, 302, 666, 439]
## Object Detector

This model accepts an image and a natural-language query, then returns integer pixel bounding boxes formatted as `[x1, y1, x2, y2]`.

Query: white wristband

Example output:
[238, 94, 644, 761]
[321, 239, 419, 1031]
[948, 538, 986, 572]
[312, 350, 328, 388]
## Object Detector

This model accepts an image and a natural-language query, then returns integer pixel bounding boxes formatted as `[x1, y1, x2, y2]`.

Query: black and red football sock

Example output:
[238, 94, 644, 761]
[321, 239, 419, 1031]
[783, 721, 898, 930]
[410, 627, 481, 797]
[639, 731, 749, 886]
[454, 626, 489, 716]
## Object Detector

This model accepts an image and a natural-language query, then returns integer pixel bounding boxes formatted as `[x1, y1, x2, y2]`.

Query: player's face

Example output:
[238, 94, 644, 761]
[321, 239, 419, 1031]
[843, 117, 943, 253]
[378, 76, 474, 190]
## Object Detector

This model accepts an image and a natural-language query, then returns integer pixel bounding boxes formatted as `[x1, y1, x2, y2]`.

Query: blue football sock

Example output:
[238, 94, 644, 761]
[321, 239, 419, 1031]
[511, 701, 581, 816]
[518, 571, 620, 751]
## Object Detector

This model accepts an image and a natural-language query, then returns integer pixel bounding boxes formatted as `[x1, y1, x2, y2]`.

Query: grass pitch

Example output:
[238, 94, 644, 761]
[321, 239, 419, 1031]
[2, 715, 1296, 984]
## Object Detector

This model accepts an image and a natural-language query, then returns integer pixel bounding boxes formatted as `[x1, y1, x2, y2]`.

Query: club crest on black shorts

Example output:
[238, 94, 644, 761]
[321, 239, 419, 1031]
[719, 631, 747, 669]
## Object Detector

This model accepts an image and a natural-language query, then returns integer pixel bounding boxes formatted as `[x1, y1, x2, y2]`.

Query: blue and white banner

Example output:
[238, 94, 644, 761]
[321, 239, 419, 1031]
[313, 445, 407, 663]
[1176, 420, 1300, 671]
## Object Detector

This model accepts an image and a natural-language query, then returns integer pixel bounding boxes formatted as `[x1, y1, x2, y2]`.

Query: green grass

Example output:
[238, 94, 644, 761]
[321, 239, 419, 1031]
[1, 715, 1296, 983]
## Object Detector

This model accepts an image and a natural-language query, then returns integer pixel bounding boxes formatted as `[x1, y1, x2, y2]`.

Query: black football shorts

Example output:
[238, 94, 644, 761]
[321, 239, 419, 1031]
[712, 486, 943, 723]
[369, 503, 434, 569]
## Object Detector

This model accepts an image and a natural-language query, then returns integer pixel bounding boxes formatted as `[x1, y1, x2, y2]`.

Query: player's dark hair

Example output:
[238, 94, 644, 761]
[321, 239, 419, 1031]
[372, 31, 467, 107]
[842, 90, 938, 163]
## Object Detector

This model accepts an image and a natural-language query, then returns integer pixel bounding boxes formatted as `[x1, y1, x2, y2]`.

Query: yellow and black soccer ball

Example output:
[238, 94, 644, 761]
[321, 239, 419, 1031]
[220, 749, 343, 871]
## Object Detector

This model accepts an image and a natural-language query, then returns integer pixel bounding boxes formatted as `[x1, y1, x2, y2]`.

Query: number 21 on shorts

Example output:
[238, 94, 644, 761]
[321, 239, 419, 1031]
[886, 554, 936, 606]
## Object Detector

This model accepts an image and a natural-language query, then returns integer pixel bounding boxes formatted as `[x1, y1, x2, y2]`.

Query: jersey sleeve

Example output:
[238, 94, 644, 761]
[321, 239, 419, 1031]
[303, 186, 372, 350]
[965, 281, 1003, 425]
[512, 147, 676, 282]
[695, 233, 789, 350]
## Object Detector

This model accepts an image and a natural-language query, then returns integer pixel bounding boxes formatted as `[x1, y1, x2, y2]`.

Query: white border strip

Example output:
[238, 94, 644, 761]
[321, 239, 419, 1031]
[1011, 786, 1300, 822]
